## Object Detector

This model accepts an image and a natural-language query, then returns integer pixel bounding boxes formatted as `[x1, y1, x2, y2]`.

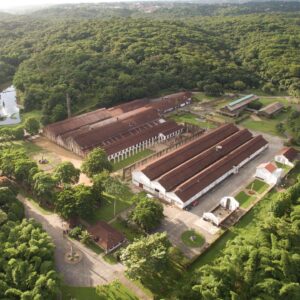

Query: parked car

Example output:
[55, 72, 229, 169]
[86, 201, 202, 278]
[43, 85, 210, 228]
[192, 200, 199, 207]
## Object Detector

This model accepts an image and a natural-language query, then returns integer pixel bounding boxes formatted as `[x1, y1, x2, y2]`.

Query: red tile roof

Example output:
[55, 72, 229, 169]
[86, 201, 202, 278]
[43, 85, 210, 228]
[280, 147, 298, 162]
[158, 128, 253, 191]
[259, 102, 284, 115]
[87, 221, 125, 252]
[141, 124, 239, 180]
[174, 135, 268, 202]
[264, 162, 277, 173]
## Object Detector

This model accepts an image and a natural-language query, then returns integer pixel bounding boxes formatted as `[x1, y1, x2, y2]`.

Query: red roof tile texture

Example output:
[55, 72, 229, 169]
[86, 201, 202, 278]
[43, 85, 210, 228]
[280, 147, 298, 162]
[141, 123, 239, 180]
[174, 135, 268, 202]
[87, 221, 125, 252]
[158, 128, 253, 191]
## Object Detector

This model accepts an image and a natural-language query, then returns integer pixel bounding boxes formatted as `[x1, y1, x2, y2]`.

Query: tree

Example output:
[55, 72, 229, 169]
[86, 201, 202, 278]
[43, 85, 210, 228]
[54, 161, 80, 185]
[55, 187, 77, 219]
[81, 148, 112, 177]
[203, 83, 223, 97]
[91, 171, 109, 202]
[56, 185, 97, 219]
[24, 117, 40, 135]
[120, 232, 170, 282]
[129, 196, 164, 232]
[33, 172, 57, 204]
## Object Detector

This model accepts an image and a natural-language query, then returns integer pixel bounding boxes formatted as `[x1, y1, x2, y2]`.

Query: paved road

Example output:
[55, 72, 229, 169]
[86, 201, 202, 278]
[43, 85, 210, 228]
[159, 132, 284, 258]
[17, 194, 150, 300]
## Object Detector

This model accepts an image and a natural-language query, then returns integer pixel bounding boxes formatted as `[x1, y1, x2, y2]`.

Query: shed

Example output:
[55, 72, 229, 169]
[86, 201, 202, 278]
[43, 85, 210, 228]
[275, 147, 298, 167]
[255, 162, 283, 185]
[87, 221, 125, 253]
[259, 102, 284, 118]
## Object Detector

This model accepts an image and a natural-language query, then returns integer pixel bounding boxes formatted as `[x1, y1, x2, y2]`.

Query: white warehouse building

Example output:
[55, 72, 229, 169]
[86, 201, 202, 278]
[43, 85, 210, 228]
[132, 124, 269, 209]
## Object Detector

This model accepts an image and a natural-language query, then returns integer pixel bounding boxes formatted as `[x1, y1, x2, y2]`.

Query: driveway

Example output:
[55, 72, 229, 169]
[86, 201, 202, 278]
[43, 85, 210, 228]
[158, 132, 284, 258]
[17, 194, 150, 300]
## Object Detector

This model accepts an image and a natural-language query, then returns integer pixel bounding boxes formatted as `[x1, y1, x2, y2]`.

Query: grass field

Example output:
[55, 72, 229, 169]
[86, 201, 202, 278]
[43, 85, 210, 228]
[240, 111, 287, 136]
[89, 190, 134, 223]
[181, 230, 205, 248]
[112, 149, 154, 171]
[62, 282, 138, 300]
[170, 112, 215, 128]
[235, 191, 256, 208]
[246, 179, 268, 194]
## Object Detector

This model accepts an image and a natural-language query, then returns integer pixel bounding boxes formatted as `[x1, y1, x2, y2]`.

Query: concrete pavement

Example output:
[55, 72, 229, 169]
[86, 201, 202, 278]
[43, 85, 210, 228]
[17, 194, 150, 300]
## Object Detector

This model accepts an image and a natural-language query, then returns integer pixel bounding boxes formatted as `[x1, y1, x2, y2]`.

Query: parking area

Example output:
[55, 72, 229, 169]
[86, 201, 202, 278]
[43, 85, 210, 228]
[159, 132, 283, 258]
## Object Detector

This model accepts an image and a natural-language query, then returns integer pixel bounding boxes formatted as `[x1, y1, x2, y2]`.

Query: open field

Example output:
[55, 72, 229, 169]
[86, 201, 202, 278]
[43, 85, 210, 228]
[112, 149, 154, 171]
[169, 112, 215, 128]
[240, 111, 287, 136]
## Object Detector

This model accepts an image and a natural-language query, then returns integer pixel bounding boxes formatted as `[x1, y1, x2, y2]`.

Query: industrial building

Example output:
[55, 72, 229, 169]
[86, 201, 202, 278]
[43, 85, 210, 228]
[220, 94, 259, 117]
[43, 92, 192, 160]
[258, 102, 284, 118]
[132, 124, 268, 208]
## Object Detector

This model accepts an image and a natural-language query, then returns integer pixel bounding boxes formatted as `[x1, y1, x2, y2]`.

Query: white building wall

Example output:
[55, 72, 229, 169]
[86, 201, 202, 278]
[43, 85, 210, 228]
[274, 154, 294, 167]
[132, 143, 268, 209]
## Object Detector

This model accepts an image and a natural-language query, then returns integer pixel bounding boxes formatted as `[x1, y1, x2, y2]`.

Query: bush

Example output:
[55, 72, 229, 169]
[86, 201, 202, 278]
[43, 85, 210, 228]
[69, 226, 83, 239]
[248, 100, 263, 110]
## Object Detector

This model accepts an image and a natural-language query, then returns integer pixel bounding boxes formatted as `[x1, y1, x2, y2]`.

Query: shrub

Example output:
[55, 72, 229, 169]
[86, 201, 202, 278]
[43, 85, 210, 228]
[69, 226, 83, 239]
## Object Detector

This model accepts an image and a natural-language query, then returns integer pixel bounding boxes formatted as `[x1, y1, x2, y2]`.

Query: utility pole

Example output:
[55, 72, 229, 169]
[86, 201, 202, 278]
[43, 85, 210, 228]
[66, 92, 72, 118]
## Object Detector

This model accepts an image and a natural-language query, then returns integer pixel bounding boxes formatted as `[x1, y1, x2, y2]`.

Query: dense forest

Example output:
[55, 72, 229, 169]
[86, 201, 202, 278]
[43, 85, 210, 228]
[0, 2, 299, 123]
[0, 182, 60, 299]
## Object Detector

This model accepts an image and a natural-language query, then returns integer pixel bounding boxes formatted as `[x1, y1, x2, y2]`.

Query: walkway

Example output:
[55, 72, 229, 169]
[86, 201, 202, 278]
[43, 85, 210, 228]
[17, 194, 150, 300]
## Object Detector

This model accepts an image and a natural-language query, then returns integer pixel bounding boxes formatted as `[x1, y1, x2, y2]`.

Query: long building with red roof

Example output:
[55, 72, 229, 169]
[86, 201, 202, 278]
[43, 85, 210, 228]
[43, 92, 192, 160]
[132, 124, 268, 208]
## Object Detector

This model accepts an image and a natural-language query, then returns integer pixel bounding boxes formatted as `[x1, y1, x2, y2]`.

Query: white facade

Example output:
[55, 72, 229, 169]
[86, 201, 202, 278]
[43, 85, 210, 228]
[220, 196, 239, 211]
[255, 163, 283, 185]
[132, 143, 268, 208]
[274, 154, 294, 167]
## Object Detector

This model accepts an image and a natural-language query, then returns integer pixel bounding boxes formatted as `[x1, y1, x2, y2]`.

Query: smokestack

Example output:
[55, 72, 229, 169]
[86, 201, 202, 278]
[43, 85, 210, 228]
[66, 92, 71, 118]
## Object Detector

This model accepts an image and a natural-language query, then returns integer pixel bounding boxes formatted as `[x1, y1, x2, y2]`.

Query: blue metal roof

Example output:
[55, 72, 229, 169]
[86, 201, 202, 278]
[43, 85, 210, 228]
[228, 94, 255, 107]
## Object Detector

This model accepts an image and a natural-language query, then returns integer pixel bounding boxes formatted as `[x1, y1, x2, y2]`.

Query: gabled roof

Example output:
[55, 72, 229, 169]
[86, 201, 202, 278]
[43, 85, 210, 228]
[158, 129, 253, 192]
[141, 123, 239, 181]
[259, 102, 284, 115]
[226, 94, 259, 112]
[175, 135, 268, 202]
[87, 221, 125, 251]
[280, 147, 298, 162]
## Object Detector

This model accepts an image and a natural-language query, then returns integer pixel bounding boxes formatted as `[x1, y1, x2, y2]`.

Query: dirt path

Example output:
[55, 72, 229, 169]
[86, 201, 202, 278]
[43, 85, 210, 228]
[17, 194, 151, 300]
[32, 136, 91, 185]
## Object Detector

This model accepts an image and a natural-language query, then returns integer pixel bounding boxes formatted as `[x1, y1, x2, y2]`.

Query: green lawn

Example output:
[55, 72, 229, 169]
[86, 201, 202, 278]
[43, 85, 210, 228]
[89, 192, 134, 223]
[110, 219, 144, 242]
[112, 149, 154, 171]
[170, 112, 215, 128]
[62, 282, 138, 300]
[235, 191, 256, 208]
[181, 230, 205, 248]
[246, 179, 269, 194]
[275, 161, 292, 173]
[240, 111, 287, 136]
[86, 241, 103, 254]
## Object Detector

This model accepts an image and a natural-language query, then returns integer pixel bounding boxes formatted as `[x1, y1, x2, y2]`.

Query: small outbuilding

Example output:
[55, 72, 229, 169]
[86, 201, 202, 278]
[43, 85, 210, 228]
[275, 147, 298, 167]
[258, 102, 284, 118]
[87, 221, 125, 253]
[255, 162, 283, 185]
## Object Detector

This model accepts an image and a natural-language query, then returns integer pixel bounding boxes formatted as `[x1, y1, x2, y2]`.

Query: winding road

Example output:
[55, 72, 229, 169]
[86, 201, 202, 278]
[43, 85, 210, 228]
[17, 194, 150, 300]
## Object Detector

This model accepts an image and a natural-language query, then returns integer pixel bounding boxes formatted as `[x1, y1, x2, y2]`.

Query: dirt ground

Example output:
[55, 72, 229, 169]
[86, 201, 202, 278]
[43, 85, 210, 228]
[32, 136, 91, 185]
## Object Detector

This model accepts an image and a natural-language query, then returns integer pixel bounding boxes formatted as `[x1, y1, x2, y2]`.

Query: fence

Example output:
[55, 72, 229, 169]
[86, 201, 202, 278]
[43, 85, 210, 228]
[122, 128, 205, 180]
